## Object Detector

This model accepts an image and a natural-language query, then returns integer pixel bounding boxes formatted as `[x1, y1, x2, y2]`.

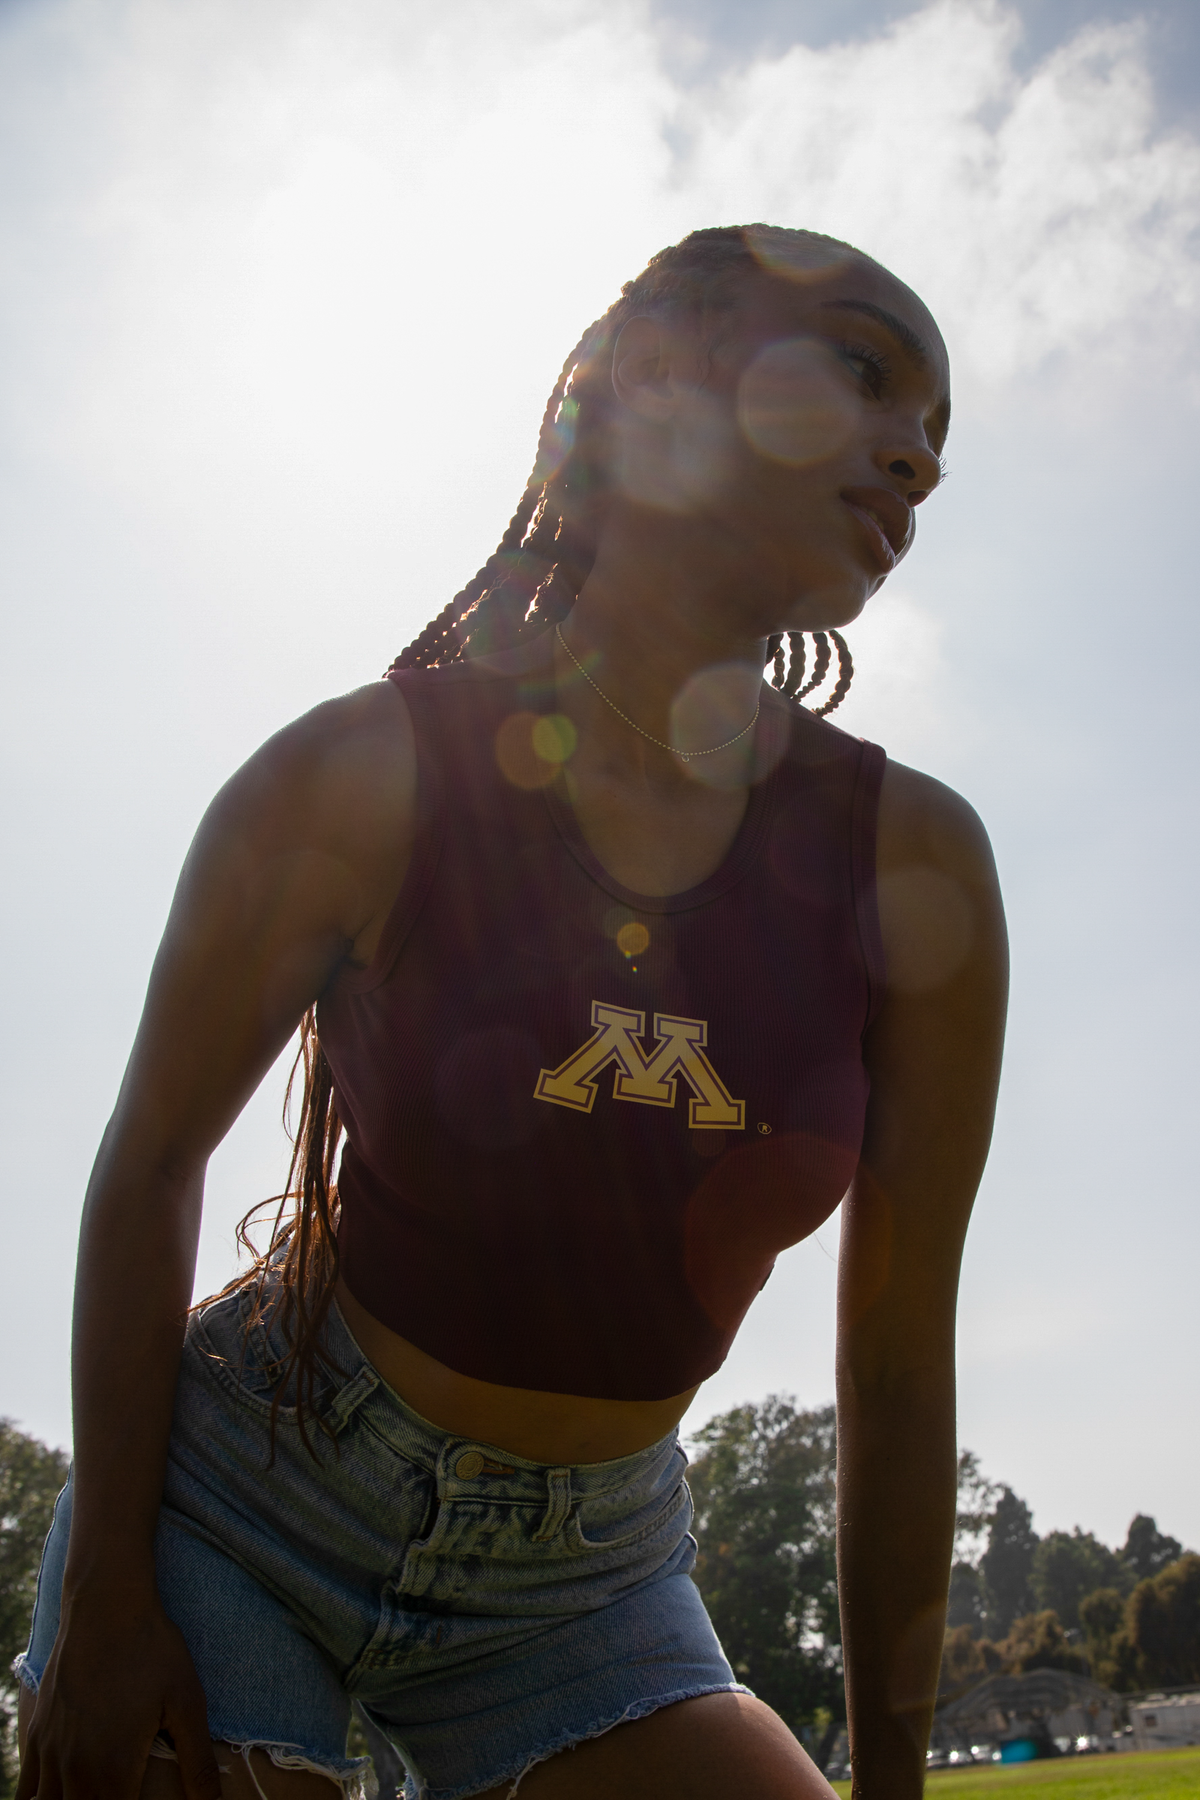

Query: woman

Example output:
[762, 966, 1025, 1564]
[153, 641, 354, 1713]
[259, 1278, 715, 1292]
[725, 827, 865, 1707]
[16, 224, 1007, 1800]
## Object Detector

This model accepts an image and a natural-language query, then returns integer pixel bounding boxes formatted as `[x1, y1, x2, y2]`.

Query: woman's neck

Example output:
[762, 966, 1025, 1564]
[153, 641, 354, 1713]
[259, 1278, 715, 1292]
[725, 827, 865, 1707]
[558, 518, 768, 783]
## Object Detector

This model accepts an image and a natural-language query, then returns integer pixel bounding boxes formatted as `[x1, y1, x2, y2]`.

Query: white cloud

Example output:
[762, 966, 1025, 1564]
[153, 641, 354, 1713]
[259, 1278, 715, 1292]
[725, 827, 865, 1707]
[676, 2, 1200, 385]
[822, 586, 957, 761]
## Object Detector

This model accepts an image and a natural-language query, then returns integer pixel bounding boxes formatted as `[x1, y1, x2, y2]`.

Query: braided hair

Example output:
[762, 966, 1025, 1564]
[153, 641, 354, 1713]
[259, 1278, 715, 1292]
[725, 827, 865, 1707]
[389, 224, 856, 713]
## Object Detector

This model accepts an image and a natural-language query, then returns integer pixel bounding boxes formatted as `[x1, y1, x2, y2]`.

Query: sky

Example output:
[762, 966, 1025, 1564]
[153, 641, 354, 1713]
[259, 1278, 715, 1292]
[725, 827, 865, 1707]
[1, 0, 1198, 1555]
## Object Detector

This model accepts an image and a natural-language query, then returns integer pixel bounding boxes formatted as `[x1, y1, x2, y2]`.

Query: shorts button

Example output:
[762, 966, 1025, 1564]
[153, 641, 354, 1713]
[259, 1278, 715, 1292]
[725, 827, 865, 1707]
[455, 1450, 485, 1479]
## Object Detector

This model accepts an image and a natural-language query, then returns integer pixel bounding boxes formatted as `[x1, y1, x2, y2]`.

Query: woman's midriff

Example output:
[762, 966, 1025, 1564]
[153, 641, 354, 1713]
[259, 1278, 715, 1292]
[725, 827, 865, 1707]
[335, 1278, 698, 1464]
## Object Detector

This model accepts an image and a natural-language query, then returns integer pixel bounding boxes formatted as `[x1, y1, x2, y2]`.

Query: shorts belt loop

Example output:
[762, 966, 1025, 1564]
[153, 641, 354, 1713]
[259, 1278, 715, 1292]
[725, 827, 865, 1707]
[326, 1366, 379, 1433]
[533, 1468, 572, 1542]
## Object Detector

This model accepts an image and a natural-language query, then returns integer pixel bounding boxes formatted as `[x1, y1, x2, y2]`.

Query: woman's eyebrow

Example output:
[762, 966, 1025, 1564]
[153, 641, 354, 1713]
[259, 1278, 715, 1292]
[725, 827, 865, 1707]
[819, 298, 929, 368]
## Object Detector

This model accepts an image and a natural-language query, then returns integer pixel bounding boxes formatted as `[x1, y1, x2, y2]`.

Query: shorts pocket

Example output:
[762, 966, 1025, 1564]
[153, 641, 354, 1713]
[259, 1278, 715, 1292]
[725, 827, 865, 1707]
[567, 1460, 693, 1556]
[185, 1286, 343, 1426]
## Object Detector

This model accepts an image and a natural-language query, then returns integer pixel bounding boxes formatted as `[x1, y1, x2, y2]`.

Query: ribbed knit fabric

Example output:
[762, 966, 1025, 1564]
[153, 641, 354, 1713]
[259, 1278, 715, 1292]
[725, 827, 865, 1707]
[318, 634, 886, 1401]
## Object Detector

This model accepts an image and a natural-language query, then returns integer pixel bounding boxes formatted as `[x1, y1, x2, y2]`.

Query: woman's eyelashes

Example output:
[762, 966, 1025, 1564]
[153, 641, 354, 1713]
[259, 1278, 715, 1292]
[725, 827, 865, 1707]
[836, 340, 892, 397]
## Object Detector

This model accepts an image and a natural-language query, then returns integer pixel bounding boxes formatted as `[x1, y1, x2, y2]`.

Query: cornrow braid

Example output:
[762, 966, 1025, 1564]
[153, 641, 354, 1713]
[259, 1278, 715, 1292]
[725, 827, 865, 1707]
[387, 328, 597, 672]
[202, 1007, 345, 1462]
[813, 629, 854, 717]
[798, 630, 832, 700]
[765, 628, 851, 717]
[782, 631, 807, 701]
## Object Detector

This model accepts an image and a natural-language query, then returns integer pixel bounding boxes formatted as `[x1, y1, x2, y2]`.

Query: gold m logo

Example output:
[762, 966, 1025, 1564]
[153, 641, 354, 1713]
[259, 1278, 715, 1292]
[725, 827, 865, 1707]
[534, 1001, 745, 1130]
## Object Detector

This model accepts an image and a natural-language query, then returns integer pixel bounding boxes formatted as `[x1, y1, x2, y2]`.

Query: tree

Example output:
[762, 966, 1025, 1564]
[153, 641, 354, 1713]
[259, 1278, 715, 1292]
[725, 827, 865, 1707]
[1079, 1586, 1128, 1687]
[1118, 1554, 1200, 1689]
[688, 1397, 842, 1746]
[944, 1450, 999, 1633]
[1031, 1528, 1130, 1630]
[978, 1487, 1038, 1637]
[953, 1450, 1000, 1566]
[1123, 1515, 1185, 1582]
[0, 1421, 70, 1793]
[945, 1560, 985, 1632]
[938, 1623, 1002, 1701]
[997, 1609, 1088, 1676]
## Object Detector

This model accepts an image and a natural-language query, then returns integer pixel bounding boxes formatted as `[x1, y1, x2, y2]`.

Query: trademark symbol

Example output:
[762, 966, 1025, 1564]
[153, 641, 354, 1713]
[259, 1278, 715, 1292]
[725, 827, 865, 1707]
[757, 1121, 772, 1135]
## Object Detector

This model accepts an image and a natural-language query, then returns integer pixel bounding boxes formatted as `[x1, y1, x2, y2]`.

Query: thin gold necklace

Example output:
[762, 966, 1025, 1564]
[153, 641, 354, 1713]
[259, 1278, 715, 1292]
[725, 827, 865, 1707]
[555, 623, 760, 762]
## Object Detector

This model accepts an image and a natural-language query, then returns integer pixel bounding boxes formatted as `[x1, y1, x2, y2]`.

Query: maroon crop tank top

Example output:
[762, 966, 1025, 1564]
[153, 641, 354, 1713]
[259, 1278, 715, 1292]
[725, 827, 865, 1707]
[318, 634, 887, 1401]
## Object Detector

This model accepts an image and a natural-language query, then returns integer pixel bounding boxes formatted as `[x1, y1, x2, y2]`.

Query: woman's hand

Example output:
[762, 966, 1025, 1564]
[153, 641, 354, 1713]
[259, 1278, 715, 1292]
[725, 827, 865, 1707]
[18, 1577, 220, 1799]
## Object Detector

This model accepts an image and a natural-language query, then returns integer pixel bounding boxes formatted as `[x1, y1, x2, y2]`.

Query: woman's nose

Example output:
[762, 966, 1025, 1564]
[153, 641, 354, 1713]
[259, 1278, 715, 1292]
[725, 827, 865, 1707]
[877, 442, 942, 505]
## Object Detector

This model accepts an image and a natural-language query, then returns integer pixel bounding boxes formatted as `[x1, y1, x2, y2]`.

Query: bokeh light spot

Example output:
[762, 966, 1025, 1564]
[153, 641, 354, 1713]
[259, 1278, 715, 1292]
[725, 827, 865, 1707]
[495, 711, 558, 789]
[616, 921, 650, 958]
[737, 336, 856, 467]
[531, 712, 577, 764]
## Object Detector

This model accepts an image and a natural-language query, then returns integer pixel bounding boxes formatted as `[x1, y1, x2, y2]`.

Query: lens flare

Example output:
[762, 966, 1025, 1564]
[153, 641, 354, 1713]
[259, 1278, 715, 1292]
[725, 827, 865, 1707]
[531, 712, 576, 764]
[616, 921, 650, 958]
[745, 231, 855, 286]
[737, 337, 856, 466]
[494, 711, 576, 789]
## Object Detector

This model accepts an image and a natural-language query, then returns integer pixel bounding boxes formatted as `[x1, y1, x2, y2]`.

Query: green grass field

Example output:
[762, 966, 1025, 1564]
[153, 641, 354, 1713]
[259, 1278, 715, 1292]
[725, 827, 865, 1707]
[830, 1749, 1200, 1799]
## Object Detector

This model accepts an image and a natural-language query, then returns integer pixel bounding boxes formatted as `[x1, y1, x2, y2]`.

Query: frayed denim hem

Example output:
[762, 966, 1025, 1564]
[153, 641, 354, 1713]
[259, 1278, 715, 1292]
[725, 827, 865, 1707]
[402, 1680, 755, 1800]
[12, 1653, 41, 1696]
[12, 1662, 372, 1798]
[150, 1733, 373, 1798]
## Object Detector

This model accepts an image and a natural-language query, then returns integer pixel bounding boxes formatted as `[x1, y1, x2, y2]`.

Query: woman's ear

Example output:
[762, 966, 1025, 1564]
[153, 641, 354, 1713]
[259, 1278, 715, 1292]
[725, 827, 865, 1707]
[611, 315, 682, 422]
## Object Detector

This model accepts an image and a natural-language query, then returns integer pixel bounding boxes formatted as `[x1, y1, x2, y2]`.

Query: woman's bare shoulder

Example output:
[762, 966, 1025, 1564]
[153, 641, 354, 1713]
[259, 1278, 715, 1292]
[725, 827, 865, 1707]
[209, 678, 414, 838]
[874, 758, 1005, 999]
[185, 678, 417, 961]
[876, 756, 996, 883]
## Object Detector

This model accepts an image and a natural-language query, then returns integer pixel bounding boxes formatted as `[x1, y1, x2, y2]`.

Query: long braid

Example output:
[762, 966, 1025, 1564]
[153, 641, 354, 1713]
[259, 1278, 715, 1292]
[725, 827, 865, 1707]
[767, 627, 851, 716]
[782, 631, 806, 700]
[202, 1008, 344, 1462]
[389, 496, 538, 671]
[387, 473, 542, 671]
[798, 631, 832, 700]
[387, 316, 609, 672]
[813, 629, 854, 717]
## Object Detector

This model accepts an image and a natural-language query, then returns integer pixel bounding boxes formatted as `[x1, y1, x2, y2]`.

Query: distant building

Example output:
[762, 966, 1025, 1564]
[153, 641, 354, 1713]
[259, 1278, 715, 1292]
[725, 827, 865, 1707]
[1131, 1694, 1200, 1750]
[932, 1670, 1122, 1758]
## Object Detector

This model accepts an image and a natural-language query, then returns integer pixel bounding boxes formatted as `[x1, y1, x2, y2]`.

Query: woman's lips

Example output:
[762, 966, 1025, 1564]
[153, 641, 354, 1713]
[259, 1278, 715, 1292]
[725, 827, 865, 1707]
[840, 487, 912, 574]
[843, 501, 895, 572]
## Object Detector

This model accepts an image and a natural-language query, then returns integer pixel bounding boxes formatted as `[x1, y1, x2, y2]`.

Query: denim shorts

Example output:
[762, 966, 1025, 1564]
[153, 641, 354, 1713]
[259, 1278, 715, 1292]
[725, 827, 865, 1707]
[18, 1281, 743, 1799]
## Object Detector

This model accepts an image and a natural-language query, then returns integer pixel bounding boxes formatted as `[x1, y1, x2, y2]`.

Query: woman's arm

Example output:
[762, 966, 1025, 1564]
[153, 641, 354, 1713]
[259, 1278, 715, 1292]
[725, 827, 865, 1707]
[18, 679, 415, 1800]
[836, 760, 1008, 1800]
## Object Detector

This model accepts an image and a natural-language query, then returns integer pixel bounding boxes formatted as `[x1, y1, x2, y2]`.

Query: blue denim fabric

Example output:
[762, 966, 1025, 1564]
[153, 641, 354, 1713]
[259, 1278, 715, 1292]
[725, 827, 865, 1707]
[19, 1283, 742, 1799]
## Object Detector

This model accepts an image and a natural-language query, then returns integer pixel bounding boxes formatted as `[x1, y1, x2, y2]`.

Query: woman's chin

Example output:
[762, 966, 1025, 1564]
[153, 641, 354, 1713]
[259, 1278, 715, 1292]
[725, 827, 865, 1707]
[779, 574, 873, 637]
